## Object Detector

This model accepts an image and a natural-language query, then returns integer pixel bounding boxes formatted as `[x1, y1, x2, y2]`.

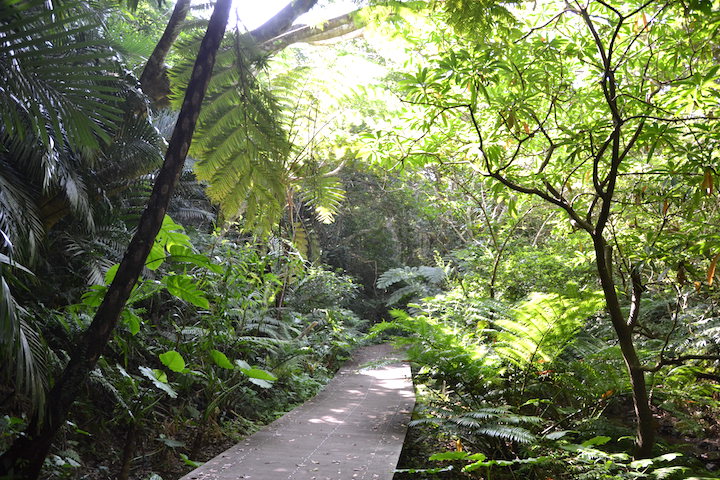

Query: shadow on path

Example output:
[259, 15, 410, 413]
[179, 344, 415, 480]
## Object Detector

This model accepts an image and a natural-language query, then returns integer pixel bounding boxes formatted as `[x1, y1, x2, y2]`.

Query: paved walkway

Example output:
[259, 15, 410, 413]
[179, 344, 415, 480]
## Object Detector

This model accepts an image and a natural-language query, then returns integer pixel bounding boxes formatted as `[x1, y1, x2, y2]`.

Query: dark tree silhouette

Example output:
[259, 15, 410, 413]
[0, 0, 233, 476]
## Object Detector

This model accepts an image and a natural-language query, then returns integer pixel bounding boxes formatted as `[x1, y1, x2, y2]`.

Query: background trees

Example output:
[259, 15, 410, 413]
[369, 0, 720, 471]
[1, 0, 720, 478]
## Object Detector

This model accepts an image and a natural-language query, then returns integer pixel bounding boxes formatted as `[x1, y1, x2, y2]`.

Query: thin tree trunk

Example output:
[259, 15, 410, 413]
[0, 0, 232, 477]
[259, 10, 362, 54]
[139, 0, 192, 107]
[117, 422, 138, 480]
[593, 236, 656, 458]
[248, 0, 317, 43]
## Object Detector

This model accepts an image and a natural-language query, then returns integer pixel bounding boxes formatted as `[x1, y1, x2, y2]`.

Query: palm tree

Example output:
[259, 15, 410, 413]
[0, 0, 127, 414]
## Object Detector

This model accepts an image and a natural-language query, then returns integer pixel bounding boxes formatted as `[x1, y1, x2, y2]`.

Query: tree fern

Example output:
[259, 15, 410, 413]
[377, 265, 446, 305]
[170, 33, 346, 234]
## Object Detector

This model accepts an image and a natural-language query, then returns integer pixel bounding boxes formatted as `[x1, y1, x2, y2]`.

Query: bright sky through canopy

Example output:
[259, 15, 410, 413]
[231, 0, 287, 30]
[230, 0, 357, 31]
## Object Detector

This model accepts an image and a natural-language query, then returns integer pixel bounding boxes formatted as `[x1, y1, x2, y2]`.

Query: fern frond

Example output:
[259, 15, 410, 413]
[495, 292, 604, 366]
[298, 175, 345, 224]
[413, 405, 539, 445]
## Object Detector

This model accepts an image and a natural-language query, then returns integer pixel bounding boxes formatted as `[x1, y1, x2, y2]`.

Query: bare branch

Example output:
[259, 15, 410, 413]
[645, 354, 720, 372]
[259, 11, 364, 54]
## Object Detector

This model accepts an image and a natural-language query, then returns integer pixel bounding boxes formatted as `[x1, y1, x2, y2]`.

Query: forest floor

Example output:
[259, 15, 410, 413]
[177, 343, 415, 480]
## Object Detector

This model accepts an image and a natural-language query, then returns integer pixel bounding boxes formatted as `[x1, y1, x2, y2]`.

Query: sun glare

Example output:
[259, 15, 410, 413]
[230, 0, 288, 31]
[226, 0, 358, 32]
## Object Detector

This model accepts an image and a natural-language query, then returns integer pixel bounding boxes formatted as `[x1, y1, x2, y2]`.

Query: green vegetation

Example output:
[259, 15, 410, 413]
[1, 0, 720, 478]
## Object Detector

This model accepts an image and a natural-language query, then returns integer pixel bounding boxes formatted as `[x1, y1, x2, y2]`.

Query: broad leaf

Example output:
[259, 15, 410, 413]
[121, 309, 142, 336]
[159, 350, 186, 373]
[210, 350, 235, 369]
[429, 451, 469, 461]
[139, 366, 177, 398]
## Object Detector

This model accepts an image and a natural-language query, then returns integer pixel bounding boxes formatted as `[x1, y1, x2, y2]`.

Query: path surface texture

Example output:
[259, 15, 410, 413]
[180, 344, 415, 480]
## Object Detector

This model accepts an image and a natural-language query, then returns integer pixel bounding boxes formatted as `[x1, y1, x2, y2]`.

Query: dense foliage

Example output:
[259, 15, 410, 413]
[1, 0, 720, 478]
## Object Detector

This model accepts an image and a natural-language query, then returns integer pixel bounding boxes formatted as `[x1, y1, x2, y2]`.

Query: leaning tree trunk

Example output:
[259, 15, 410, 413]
[0, 0, 232, 477]
[593, 235, 656, 458]
[139, 0, 191, 107]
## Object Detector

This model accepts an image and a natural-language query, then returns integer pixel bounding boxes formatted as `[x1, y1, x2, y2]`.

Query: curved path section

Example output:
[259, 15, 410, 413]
[180, 344, 415, 480]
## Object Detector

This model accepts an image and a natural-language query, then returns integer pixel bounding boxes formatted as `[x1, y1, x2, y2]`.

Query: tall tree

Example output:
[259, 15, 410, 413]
[0, 0, 233, 476]
[370, 0, 720, 457]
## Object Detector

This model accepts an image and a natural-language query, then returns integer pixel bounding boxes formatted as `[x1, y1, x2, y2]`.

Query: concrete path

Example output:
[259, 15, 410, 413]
[179, 344, 415, 480]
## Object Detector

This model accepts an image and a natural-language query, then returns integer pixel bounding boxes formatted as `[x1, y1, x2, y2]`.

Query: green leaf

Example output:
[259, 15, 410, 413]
[429, 451, 469, 461]
[163, 275, 209, 309]
[654, 453, 682, 462]
[581, 436, 611, 447]
[467, 453, 487, 461]
[233, 361, 277, 388]
[121, 309, 142, 335]
[179, 453, 204, 468]
[139, 366, 177, 398]
[167, 245, 223, 273]
[652, 467, 689, 479]
[242, 368, 277, 382]
[159, 351, 186, 373]
[463, 460, 488, 472]
[145, 243, 166, 271]
[210, 350, 235, 369]
[104, 264, 120, 285]
[82, 285, 107, 307]
[394, 466, 454, 474]
[630, 458, 654, 469]
[157, 216, 192, 250]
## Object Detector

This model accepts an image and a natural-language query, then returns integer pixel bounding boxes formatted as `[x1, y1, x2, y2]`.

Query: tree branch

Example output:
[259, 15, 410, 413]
[645, 355, 720, 372]
[247, 0, 319, 44]
[140, 0, 192, 106]
[259, 11, 363, 54]
[627, 265, 644, 328]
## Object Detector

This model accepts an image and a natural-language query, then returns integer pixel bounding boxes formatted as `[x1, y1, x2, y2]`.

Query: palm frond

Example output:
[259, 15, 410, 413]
[0, 157, 44, 262]
[0, 261, 48, 413]
[0, 0, 122, 155]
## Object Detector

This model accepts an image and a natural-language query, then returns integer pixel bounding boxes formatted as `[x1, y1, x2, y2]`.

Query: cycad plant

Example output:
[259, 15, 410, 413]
[0, 0, 126, 413]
